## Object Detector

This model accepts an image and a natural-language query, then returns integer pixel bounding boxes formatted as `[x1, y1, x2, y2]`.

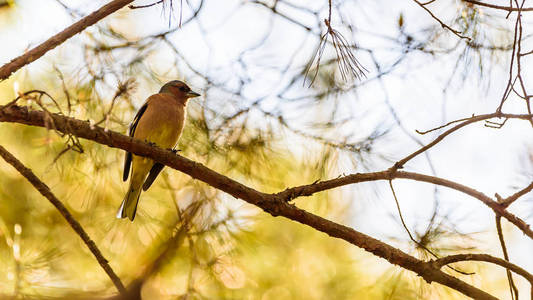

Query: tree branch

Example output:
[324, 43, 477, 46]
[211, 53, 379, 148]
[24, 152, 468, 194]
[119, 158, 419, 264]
[433, 253, 533, 285]
[0, 104, 505, 299]
[0, 0, 134, 81]
[396, 112, 523, 169]
[495, 215, 519, 300]
[1, 105, 532, 238]
[500, 180, 533, 208]
[0, 144, 126, 295]
[463, 0, 533, 12]
[275, 169, 533, 240]
[412, 0, 470, 40]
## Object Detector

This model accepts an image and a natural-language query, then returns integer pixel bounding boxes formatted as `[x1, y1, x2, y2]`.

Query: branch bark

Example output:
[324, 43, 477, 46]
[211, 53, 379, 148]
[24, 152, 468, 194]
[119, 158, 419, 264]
[0, 0, 134, 81]
[0, 104, 505, 300]
[433, 254, 533, 285]
[276, 169, 533, 240]
[0, 144, 126, 295]
[463, 0, 533, 12]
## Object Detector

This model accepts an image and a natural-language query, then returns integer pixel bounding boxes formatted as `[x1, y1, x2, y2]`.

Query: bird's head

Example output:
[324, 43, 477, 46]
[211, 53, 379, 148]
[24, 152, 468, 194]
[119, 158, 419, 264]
[159, 80, 200, 103]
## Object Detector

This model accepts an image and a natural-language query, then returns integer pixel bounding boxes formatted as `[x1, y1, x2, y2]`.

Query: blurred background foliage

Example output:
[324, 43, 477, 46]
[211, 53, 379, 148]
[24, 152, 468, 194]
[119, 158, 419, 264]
[0, 0, 532, 299]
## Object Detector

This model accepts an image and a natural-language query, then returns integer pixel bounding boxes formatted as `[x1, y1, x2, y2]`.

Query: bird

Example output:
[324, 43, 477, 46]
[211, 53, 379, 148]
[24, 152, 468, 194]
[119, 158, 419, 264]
[117, 80, 200, 221]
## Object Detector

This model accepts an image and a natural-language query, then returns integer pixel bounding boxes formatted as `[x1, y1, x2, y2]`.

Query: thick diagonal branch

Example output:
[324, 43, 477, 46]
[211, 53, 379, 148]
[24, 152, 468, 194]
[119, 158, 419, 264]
[0, 144, 126, 295]
[0, 0, 134, 81]
[0, 104, 500, 299]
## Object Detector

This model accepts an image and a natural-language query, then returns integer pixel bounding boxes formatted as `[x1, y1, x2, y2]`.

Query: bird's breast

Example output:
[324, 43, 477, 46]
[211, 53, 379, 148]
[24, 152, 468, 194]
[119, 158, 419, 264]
[134, 103, 185, 149]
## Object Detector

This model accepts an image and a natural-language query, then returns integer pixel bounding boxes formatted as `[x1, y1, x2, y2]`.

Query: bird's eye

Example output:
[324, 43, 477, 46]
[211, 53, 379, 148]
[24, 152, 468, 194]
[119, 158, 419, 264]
[178, 86, 188, 92]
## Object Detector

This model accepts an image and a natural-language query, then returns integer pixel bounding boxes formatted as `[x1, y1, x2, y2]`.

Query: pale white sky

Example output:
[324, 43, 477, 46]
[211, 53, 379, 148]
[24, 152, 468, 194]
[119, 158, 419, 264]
[1, 0, 533, 295]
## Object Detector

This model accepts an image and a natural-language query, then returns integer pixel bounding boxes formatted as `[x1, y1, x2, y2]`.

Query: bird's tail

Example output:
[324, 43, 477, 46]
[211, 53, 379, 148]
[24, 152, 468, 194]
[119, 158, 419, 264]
[117, 181, 142, 221]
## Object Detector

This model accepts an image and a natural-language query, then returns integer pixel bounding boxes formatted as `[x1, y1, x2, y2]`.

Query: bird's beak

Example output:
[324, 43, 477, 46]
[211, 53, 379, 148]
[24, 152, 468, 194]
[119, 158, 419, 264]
[186, 91, 201, 98]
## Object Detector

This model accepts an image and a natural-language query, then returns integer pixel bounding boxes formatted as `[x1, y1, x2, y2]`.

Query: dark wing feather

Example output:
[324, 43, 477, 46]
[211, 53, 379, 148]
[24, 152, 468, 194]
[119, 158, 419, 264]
[123, 103, 148, 181]
[123, 152, 132, 181]
[129, 103, 148, 137]
[142, 163, 165, 191]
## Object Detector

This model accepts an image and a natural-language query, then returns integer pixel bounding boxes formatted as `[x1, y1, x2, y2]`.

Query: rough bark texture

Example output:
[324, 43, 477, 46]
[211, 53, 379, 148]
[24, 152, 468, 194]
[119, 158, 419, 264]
[0, 104, 500, 300]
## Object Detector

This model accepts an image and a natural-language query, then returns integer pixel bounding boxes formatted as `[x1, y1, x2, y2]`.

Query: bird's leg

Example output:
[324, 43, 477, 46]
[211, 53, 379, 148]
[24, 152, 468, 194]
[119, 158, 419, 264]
[145, 140, 157, 147]
[169, 148, 181, 154]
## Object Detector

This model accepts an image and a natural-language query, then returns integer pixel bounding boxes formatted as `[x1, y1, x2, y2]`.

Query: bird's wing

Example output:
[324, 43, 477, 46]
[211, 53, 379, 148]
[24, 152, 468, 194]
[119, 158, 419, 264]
[123, 103, 148, 181]
[142, 162, 165, 191]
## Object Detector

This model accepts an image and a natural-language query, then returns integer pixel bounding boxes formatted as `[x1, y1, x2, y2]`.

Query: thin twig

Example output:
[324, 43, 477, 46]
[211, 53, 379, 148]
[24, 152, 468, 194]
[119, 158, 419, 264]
[463, 0, 533, 12]
[412, 0, 470, 40]
[495, 215, 519, 300]
[389, 180, 418, 242]
[394, 112, 519, 169]
[304, 0, 366, 86]
[433, 253, 533, 285]
[416, 115, 476, 135]
[500, 181, 533, 208]
[129, 0, 164, 9]
[388, 180, 474, 275]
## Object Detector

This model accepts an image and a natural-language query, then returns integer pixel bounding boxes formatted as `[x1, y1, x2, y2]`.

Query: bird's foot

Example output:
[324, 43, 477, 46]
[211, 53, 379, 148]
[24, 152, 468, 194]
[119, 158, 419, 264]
[145, 141, 157, 147]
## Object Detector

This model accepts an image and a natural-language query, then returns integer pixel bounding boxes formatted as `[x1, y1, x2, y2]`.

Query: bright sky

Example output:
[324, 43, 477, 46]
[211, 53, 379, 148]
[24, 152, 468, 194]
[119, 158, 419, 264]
[1, 0, 533, 293]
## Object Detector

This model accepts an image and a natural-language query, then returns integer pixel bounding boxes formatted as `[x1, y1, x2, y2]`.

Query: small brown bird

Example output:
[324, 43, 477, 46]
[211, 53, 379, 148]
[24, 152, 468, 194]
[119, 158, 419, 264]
[118, 80, 200, 221]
